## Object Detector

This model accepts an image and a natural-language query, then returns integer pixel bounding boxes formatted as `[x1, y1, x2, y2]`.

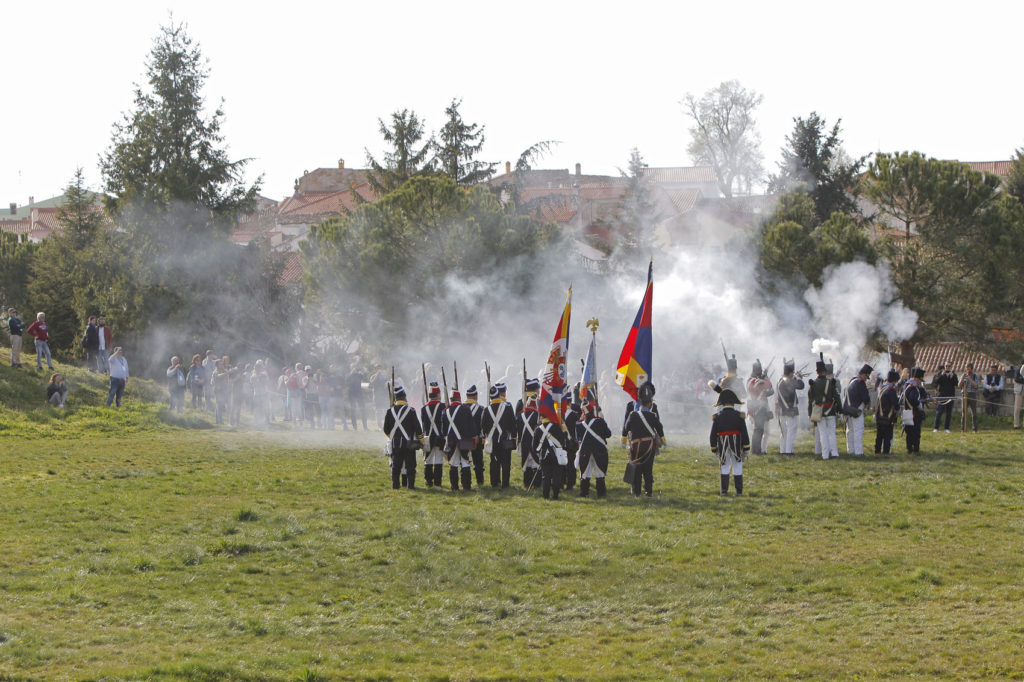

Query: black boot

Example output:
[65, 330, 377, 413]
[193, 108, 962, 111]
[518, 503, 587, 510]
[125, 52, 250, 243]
[407, 470, 416, 490]
[720, 474, 730, 495]
[461, 467, 472, 491]
[596, 478, 606, 498]
[579, 479, 590, 497]
[734, 475, 743, 496]
[449, 467, 460, 490]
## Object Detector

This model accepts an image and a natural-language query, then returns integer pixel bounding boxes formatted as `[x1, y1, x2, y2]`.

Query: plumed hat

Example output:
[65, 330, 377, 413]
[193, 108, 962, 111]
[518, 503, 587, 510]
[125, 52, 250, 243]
[815, 353, 827, 374]
[714, 388, 743, 407]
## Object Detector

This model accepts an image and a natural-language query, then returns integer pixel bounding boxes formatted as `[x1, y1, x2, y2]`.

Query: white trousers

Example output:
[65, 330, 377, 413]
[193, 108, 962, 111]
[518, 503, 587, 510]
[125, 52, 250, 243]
[779, 415, 798, 454]
[816, 417, 838, 459]
[720, 452, 743, 476]
[846, 414, 865, 455]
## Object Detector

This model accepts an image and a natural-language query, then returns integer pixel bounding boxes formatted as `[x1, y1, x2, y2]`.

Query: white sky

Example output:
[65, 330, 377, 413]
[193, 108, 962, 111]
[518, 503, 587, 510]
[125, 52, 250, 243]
[3, 0, 1021, 204]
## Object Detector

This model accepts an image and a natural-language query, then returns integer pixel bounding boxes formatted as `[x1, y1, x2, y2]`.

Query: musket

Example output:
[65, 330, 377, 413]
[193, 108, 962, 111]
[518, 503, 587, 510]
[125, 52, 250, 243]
[421, 363, 429, 405]
[441, 366, 450, 405]
[763, 356, 775, 380]
[389, 365, 396, 408]
[485, 361, 491, 398]
[720, 338, 729, 367]
[522, 358, 527, 403]
[453, 360, 460, 392]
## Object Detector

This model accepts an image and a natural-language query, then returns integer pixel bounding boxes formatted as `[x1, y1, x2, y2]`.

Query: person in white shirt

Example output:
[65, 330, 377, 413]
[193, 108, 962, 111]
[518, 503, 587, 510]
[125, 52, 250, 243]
[107, 347, 130, 407]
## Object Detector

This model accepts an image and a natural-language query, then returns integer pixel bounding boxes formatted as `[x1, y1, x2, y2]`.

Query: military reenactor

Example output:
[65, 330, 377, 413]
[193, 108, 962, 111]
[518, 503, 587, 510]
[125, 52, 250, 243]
[775, 359, 804, 455]
[535, 415, 567, 500]
[562, 388, 582, 490]
[420, 382, 448, 488]
[481, 383, 517, 488]
[575, 399, 612, 498]
[624, 382, 665, 497]
[808, 356, 841, 459]
[710, 388, 750, 495]
[621, 383, 660, 447]
[518, 393, 542, 489]
[382, 385, 423, 490]
[901, 368, 927, 453]
[875, 369, 900, 454]
[720, 354, 746, 400]
[445, 389, 479, 490]
[464, 385, 486, 485]
[746, 359, 774, 454]
[844, 364, 873, 456]
[516, 378, 540, 418]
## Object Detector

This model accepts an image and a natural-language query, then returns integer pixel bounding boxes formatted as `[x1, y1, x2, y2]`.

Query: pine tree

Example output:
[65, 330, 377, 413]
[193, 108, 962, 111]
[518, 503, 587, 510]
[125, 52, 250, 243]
[436, 99, 495, 185]
[364, 109, 435, 196]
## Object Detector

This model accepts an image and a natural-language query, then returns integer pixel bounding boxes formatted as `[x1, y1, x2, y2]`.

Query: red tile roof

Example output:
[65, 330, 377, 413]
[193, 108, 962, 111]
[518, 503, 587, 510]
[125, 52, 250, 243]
[278, 252, 303, 286]
[896, 342, 1007, 379]
[964, 161, 1013, 178]
[640, 166, 717, 184]
[277, 183, 375, 222]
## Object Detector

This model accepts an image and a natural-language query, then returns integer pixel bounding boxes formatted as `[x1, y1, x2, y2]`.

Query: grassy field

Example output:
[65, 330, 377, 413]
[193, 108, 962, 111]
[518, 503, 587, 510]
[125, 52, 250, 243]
[1, 357, 1024, 680]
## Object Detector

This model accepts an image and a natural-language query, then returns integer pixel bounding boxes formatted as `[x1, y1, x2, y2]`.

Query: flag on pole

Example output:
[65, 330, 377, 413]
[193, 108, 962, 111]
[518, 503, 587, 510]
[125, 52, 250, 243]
[616, 261, 653, 401]
[581, 333, 598, 402]
[539, 287, 572, 424]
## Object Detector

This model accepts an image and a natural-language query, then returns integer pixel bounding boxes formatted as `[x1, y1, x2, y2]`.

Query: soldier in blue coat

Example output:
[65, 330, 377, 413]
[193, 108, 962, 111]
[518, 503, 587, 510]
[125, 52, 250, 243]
[575, 399, 612, 498]
[710, 388, 750, 496]
[874, 370, 900, 454]
[480, 383, 517, 488]
[445, 390, 479, 490]
[382, 385, 423, 490]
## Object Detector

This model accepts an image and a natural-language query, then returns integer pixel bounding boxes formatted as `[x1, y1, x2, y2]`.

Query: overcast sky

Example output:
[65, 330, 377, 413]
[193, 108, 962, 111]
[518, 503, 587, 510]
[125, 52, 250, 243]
[4, 0, 1021, 204]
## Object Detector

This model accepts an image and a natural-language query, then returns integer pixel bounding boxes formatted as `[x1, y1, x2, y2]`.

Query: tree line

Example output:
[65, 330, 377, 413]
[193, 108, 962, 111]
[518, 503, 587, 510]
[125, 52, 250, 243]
[3, 22, 1023, 374]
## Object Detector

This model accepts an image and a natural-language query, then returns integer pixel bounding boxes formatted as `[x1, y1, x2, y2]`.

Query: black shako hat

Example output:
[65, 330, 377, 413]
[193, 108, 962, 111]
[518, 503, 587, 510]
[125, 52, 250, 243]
[912, 367, 925, 379]
[859, 364, 873, 376]
[638, 381, 656, 404]
[886, 369, 900, 383]
[815, 353, 827, 374]
[714, 388, 743, 407]
[751, 358, 762, 377]
[726, 354, 737, 373]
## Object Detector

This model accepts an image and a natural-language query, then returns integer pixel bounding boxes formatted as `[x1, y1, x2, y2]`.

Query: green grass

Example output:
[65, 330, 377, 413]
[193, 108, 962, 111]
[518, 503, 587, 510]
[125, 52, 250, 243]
[1, 353, 1023, 679]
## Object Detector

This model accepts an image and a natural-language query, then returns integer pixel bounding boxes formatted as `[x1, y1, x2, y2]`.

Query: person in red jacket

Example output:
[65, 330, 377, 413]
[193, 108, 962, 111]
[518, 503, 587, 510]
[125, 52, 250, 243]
[25, 312, 54, 371]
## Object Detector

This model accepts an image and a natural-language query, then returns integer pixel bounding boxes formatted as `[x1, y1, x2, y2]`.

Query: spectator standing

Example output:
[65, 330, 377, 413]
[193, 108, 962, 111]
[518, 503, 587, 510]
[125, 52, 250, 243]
[166, 356, 186, 413]
[107, 347, 129, 407]
[202, 350, 217, 411]
[82, 316, 99, 371]
[186, 354, 206, 409]
[347, 364, 368, 431]
[96, 318, 112, 373]
[983, 364, 1004, 417]
[931, 364, 959, 433]
[25, 312, 54, 371]
[7, 308, 24, 368]
[251, 359, 271, 426]
[1015, 358, 1024, 428]
[213, 360, 230, 424]
[46, 373, 68, 408]
[959, 364, 981, 432]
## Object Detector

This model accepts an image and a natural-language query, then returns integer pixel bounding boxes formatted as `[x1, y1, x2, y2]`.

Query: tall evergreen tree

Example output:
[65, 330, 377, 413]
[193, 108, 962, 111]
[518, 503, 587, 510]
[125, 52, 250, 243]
[365, 109, 435, 196]
[436, 98, 495, 185]
[768, 112, 865, 221]
[100, 20, 260, 239]
[57, 168, 106, 248]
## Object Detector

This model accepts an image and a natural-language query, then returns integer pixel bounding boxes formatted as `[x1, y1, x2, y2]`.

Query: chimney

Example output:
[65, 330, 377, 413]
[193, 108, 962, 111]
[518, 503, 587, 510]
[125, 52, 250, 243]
[8, 203, 15, 215]
[505, 161, 511, 174]
[28, 196, 34, 207]
[338, 158, 345, 169]
[575, 163, 581, 177]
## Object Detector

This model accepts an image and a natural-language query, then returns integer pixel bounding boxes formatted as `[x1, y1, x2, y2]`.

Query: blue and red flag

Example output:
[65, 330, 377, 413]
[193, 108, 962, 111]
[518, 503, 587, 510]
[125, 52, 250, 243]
[539, 287, 572, 424]
[616, 261, 653, 401]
